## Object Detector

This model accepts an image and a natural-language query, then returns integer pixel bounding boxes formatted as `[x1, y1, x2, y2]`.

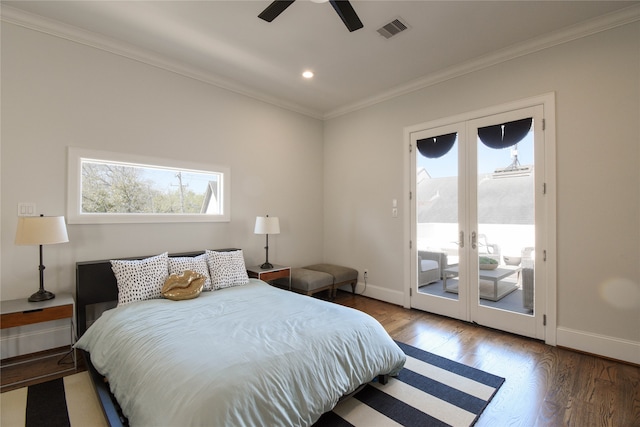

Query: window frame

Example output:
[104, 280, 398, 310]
[67, 147, 231, 224]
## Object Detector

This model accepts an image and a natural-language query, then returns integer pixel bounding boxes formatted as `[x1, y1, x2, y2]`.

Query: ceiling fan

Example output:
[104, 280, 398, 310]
[258, 0, 364, 32]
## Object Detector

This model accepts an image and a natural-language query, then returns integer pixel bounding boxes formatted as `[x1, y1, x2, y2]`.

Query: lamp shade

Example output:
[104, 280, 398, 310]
[15, 216, 69, 245]
[254, 216, 280, 235]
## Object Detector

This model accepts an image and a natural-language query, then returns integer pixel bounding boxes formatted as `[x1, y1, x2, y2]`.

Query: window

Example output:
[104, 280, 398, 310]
[67, 147, 230, 224]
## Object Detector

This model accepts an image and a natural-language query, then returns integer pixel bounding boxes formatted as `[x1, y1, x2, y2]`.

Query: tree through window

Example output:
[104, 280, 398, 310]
[68, 148, 230, 224]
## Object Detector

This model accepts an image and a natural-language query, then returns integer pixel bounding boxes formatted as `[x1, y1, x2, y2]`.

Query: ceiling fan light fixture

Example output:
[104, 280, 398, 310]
[258, 0, 362, 32]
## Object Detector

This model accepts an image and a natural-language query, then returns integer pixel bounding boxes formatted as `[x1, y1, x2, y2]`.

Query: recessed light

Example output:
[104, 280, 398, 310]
[302, 70, 314, 79]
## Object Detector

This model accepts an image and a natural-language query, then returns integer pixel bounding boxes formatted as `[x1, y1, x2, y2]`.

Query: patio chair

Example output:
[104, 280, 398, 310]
[418, 250, 448, 285]
[478, 234, 501, 264]
[521, 247, 534, 311]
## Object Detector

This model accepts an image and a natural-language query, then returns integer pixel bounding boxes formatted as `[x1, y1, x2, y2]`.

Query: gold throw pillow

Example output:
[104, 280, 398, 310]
[162, 270, 206, 301]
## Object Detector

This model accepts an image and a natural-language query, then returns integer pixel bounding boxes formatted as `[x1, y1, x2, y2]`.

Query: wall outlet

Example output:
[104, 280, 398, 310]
[363, 269, 368, 279]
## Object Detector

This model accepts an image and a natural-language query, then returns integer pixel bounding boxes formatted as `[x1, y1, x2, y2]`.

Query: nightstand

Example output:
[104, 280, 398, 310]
[1, 293, 76, 388]
[246, 264, 291, 290]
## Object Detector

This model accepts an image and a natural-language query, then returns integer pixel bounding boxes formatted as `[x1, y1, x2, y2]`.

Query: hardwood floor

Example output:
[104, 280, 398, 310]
[332, 291, 640, 427]
[2, 291, 638, 426]
[1, 346, 85, 393]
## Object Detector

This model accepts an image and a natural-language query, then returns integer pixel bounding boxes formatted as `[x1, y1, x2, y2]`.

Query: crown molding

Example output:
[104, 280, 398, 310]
[324, 4, 640, 120]
[2, 3, 638, 121]
[0, 5, 325, 120]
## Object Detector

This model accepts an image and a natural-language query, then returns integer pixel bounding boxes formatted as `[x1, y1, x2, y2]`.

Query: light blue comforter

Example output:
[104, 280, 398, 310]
[75, 279, 406, 426]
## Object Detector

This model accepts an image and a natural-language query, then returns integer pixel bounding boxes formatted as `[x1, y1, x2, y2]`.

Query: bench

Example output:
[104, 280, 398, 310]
[279, 268, 334, 297]
[275, 264, 359, 299]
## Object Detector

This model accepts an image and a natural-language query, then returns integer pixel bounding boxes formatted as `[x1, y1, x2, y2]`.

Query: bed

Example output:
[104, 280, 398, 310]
[75, 250, 406, 426]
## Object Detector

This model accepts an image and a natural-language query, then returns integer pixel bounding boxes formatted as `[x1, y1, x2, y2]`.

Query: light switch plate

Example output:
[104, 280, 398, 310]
[18, 202, 37, 216]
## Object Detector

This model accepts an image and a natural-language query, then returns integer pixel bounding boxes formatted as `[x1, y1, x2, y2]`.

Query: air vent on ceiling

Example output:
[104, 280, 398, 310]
[377, 17, 408, 39]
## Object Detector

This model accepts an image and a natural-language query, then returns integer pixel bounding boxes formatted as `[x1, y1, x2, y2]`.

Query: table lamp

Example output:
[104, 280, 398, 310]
[15, 215, 69, 302]
[254, 215, 280, 269]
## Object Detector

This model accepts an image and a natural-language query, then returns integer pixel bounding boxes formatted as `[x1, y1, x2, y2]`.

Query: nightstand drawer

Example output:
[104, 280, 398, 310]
[1, 304, 73, 329]
[257, 269, 290, 282]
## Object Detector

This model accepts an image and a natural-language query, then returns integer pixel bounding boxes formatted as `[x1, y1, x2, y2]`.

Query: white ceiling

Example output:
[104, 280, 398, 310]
[3, 1, 639, 118]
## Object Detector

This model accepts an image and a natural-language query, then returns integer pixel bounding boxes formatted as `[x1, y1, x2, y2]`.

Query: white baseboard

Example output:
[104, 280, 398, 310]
[556, 326, 640, 365]
[337, 281, 405, 306]
[336, 284, 639, 366]
[1, 324, 72, 359]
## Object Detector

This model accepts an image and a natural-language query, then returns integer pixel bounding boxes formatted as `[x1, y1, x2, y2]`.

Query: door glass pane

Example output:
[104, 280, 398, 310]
[416, 133, 459, 300]
[476, 119, 535, 315]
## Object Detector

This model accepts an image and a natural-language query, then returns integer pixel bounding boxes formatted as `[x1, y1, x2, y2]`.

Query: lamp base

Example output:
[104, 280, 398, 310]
[260, 262, 274, 270]
[28, 289, 55, 302]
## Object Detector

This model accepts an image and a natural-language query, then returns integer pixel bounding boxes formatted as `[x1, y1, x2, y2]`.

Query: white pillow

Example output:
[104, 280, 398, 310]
[111, 252, 169, 306]
[206, 249, 249, 290]
[169, 254, 212, 291]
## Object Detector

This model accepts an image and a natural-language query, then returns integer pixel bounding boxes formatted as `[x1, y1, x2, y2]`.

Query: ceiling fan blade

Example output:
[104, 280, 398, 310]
[258, 0, 296, 22]
[329, 0, 363, 32]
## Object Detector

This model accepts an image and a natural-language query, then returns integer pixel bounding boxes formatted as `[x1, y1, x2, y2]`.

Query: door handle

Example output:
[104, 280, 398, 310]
[471, 231, 477, 250]
[459, 231, 464, 248]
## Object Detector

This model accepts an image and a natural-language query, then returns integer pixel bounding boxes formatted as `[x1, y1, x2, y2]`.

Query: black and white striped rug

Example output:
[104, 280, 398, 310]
[1, 342, 503, 427]
[315, 342, 504, 426]
[0, 371, 107, 427]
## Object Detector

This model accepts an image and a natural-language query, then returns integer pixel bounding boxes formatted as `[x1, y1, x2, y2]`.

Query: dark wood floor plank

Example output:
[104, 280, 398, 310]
[1, 347, 84, 392]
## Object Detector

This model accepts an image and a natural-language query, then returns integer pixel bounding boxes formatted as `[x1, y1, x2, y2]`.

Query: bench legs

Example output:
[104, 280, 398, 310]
[332, 280, 357, 298]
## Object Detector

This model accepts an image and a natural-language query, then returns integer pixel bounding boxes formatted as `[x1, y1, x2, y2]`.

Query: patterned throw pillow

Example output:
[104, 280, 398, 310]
[111, 253, 169, 306]
[168, 254, 212, 291]
[206, 249, 249, 290]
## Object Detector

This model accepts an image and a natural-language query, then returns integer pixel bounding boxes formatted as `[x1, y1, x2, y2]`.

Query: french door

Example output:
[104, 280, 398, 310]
[408, 102, 551, 340]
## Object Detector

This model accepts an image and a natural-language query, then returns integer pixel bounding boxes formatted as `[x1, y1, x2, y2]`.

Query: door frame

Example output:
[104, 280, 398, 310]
[403, 93, 557, 346]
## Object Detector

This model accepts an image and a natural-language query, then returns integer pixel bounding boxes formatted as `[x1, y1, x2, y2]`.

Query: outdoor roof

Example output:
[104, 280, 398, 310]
[417, 169, 534, 224]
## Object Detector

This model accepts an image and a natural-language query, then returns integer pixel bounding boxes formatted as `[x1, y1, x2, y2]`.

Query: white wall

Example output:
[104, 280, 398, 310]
[1, 23, 325, 356]
[324, 22, 640, 363]
[2, 17, 638, 364]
